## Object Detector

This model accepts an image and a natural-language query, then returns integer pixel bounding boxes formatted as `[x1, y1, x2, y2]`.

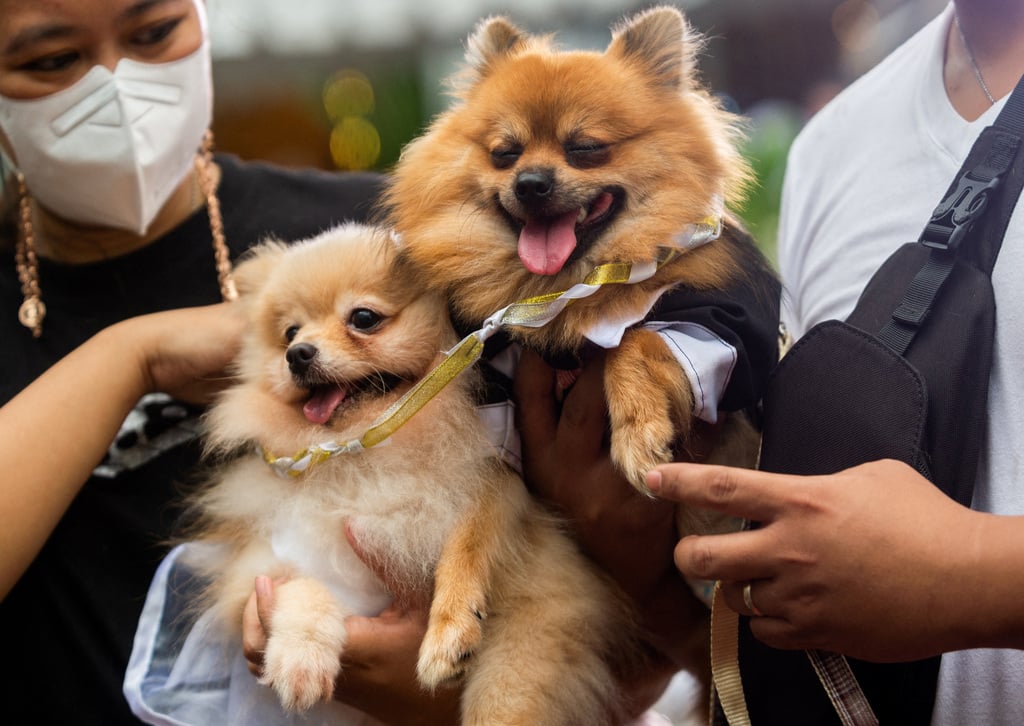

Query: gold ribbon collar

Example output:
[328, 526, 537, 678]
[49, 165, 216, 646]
[262, 212, 723, 478]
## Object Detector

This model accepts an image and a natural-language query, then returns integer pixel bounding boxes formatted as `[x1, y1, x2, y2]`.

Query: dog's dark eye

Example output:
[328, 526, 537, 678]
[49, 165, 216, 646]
[349, 308, 383, 331]
[490, 145, 523, 170]
[565, 142, 610, 169]
[284, 325, 300, 342]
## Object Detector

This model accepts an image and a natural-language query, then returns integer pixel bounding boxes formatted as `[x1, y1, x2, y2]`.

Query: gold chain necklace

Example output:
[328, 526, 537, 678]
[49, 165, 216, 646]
[14, 130, 237, 338]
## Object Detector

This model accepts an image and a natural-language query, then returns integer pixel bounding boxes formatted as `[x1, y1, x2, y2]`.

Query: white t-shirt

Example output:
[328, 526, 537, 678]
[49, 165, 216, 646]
[778, 4, 1024, 724]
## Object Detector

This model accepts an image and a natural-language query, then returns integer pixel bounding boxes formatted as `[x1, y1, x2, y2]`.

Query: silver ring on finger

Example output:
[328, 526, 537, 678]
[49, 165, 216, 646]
[743, 581, 764, 617]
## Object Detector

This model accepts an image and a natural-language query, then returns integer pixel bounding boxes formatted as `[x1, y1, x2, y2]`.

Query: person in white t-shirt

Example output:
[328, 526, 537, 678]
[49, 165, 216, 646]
[647, 0, 1024, 723]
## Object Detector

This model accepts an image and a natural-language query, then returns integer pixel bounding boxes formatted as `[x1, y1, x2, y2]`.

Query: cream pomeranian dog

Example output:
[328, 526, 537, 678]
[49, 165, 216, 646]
[181, 224, 638, 725]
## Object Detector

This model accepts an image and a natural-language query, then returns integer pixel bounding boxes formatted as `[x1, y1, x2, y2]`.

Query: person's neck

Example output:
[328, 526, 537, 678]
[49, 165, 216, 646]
[945, 0, 1024, 121]
[29, 162, 220, 264]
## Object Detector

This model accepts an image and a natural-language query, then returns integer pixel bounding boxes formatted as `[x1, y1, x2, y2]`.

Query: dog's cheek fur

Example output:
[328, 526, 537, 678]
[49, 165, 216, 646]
[203, 383, 307, 455]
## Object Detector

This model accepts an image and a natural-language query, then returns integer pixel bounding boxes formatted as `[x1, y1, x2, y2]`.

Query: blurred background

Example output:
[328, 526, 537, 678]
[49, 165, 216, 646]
[206, 0, 948, 261]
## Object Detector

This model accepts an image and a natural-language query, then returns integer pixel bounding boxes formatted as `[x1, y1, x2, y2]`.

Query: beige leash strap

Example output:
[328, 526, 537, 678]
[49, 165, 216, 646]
[710, 581, 751, 725]
[710, 577, 878, 726]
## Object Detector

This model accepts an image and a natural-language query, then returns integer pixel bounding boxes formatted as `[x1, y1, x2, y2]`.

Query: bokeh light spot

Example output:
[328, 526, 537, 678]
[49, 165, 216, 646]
[323, 70, 376, 121]
[329, 116, 381, 170]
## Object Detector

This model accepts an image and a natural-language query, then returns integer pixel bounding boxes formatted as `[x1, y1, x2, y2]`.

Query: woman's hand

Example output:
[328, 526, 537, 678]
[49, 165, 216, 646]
[647, 459, 1024, 661]
[119, 302, 246, 405]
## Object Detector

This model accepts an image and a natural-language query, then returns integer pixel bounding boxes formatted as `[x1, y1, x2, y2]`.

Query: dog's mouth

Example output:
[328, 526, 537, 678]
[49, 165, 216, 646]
[507, 188, 623, 276]
[300, 372, 403, 426]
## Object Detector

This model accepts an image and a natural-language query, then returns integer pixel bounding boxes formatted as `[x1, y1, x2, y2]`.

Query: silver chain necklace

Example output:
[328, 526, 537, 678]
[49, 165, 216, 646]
[955, 10, 996, 105]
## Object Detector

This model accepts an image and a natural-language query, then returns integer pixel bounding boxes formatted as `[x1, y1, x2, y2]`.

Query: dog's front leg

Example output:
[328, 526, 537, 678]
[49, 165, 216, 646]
[605, 327, 694, 493]
[417, 468, 523, 689]
[260, 576, 348, 712]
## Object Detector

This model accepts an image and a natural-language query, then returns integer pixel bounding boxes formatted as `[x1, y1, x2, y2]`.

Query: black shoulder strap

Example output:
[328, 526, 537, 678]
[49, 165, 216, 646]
[877, 74, 1024, 354]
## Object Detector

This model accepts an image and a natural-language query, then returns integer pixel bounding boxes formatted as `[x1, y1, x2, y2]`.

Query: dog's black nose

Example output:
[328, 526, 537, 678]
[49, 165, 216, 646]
[286, 342, 318, 375]
[514, 170, 554, 203]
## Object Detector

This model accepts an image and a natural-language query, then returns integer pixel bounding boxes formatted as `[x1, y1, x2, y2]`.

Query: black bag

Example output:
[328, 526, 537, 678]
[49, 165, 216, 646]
[728, 75, 1024, 725]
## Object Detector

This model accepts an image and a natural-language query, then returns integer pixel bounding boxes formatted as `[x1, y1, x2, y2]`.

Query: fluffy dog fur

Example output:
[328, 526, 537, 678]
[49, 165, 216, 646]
[384, 6, 776, 496]
[183, 224, 639, 725]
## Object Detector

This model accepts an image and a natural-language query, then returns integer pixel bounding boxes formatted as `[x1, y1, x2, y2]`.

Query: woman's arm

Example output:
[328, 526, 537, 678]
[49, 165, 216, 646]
[0, 303, 244, 598]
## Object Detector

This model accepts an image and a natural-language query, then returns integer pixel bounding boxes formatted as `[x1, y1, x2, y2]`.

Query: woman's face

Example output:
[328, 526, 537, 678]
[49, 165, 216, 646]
[0, 0, 202, 101]
[0, 0, 202, 161]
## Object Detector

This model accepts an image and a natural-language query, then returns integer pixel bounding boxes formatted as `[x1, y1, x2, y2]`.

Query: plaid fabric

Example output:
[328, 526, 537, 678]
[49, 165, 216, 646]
[806, 650, 879, 726]
[711, 575, 879, 726]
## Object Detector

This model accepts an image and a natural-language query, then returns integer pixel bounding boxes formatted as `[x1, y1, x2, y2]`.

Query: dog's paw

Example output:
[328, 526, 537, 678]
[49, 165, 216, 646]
[255, 576, 348, 711]
[417, 601, 486, 688]
[605, 329, 691, 494]
[611, 417, 674, 494]
[260, 632, 342, 712]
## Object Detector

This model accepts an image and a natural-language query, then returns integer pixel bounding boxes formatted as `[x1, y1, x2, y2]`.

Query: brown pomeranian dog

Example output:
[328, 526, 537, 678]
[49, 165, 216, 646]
[182, 224, 639, 725]
[384, 6, 779, 497]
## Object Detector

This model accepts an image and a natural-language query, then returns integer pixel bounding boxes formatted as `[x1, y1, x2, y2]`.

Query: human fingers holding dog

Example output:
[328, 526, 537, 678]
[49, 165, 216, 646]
[242, 577, 459, 724]
[241, 529, 460, 724]
[515, 348, 678, 603]
[242, 576, 276, 677]
[334, 605, 460, 725]
[515, 348, 711, 705]
[646, 459, 1009, 662]
[514, 347, 610, 509]
[331, 522, 451, 721]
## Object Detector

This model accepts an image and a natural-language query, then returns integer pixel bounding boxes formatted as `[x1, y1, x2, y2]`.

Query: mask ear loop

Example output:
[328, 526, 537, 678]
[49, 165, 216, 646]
[15, 128, 237, 339]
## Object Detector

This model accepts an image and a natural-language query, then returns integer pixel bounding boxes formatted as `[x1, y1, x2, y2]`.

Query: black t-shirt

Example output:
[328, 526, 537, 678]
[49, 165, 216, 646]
[0, 155, 385, 725]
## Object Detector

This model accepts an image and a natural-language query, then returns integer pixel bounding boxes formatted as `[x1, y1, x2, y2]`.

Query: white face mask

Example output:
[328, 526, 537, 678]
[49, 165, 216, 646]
[0, 17, 212, 235]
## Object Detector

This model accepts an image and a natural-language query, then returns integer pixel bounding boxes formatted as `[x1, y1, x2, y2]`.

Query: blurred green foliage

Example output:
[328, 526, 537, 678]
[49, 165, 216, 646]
[365, 64, 425, 171]
[737, 102, 802, 267]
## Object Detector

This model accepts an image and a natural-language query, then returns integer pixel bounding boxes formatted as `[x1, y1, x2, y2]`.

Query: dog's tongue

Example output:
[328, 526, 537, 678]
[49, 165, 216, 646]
[303, 386, 348, 425]
[518, 209, 579, 276]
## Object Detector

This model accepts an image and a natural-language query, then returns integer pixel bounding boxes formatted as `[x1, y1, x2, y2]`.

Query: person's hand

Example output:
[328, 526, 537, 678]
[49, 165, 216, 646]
[241, 525, 461, 725]
[332, 602, 459, 724]
[116, 302, 245, 405]
[513, 348, 714, 705]
[646, 459, 1007, 662]
[514, 348, 680, 601]
[242, 574, 279, 677]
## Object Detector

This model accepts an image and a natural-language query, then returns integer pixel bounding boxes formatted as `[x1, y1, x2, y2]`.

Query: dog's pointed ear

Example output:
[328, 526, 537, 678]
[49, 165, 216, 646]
[607, 5, 702, 90]
[231, 239, 288, 297]
[463, 15, 528, 81]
